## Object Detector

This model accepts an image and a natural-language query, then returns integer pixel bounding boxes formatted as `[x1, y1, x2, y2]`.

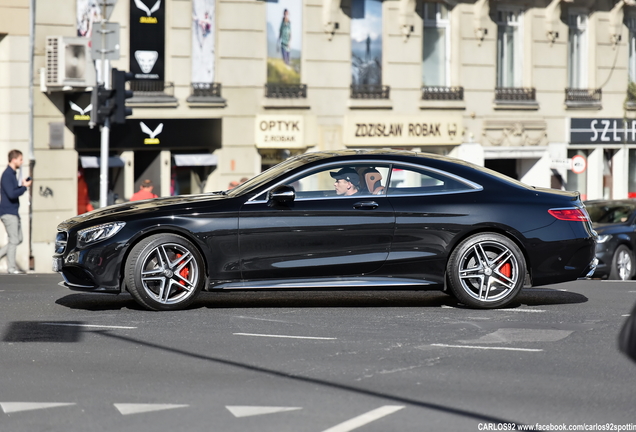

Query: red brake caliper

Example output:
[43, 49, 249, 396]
[175, 253, 190, 286]
[500, 262, 512, 278]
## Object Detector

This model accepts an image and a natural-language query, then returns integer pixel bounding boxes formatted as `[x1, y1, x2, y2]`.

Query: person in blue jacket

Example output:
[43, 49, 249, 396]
[0, 150, 32, 274]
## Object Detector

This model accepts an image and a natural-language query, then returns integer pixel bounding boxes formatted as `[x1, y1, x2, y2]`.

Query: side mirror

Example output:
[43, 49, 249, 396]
[267, 185, 295, 206]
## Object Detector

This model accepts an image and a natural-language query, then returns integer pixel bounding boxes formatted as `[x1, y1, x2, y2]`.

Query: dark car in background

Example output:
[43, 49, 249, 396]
[53, 150, 597, 311]
[584, 199, 636, 280]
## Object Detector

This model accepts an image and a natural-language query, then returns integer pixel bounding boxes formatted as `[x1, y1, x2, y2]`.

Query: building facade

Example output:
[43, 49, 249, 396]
[3, 0, 636, 272]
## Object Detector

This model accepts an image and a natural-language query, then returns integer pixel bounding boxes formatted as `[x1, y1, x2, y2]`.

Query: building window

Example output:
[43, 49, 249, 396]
[422, 2, 449, 87]
[496, 8, 522, 88]
[628, 17, 636, 103]
[567, 12, 588, 89]
[351, 0, 388, 99]
[265, 0, 305, 98]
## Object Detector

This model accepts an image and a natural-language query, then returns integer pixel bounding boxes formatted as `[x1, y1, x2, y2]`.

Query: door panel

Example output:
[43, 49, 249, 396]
[239, 196, 395, 280]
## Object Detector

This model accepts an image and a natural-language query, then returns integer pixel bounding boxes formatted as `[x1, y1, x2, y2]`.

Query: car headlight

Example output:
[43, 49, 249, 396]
[77, 222, 125, 247]
[596, 234, 612, 243]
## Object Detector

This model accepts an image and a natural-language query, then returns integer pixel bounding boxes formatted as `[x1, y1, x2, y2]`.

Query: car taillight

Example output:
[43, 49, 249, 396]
[548, 208, 590, 221]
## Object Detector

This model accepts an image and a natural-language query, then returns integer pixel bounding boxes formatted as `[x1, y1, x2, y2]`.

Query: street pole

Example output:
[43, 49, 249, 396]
[98, 11, 110, 208]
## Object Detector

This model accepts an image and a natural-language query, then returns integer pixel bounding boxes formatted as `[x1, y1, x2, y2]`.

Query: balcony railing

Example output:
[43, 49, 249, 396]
[191, 82, 222, 98]
[422, 86, 464, 101]
[265, 83, 307, 98]
[129, 80, 174, 97]
[565, 88, 602, 103]
[495, 87, 536, 102]
[351, 84, 390, 99]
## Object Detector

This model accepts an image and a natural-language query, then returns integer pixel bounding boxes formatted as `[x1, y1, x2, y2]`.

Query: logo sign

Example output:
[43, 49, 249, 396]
[255, 115, 304, 149]
[129, 0, 164, 81]
[65, 92, 93, 127]
[570, 118, 636, 144]
[571, 155, 587, 174]
[140, 121, 163, 144]
[133, 0, 160, 23]
[344, 114, 463, 146]
[134, 50, 158, 74]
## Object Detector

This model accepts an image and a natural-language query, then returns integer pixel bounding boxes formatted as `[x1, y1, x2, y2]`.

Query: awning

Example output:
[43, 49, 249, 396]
[173, 153, 218, 167]
[80, 156, 126, 168]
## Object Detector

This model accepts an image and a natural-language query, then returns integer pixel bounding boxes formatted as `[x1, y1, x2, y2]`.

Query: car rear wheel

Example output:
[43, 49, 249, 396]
[609, 245, 634, 281]
[447, 233, 526, 309]
[125, 234, 205, 311]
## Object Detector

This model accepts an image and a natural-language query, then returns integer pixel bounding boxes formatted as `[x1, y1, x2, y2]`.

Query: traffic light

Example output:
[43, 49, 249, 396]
[89, 68, 134, 127]
[111, 68, 134, 124]
[89, 84, 113, 128]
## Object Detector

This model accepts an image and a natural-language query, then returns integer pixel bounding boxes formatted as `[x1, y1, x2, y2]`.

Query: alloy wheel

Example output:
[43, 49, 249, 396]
[139, 243, 199, 305]
[457, 240, 520, 302]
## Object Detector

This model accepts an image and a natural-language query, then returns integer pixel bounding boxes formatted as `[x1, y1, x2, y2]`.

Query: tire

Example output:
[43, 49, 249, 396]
[609, 245, 634, 281]
[125, 233, 205, 311]
[447, 233, 526, 309]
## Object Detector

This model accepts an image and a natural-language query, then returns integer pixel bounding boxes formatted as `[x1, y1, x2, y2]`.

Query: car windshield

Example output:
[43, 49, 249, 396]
[586, 203, 636, 224]
[226, 153, 325, 197]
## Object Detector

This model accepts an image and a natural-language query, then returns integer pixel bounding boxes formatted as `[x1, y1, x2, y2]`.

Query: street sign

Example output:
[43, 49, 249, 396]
[99, 0, 117, 21]
[571, 154, 587, 174]
[90, 22, 120, 60]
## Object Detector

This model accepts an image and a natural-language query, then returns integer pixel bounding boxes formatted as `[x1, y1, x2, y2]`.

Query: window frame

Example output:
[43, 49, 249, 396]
[422, 1, 451, 87]
[495, 6, 524, 88]
[567, 9, 589, 89]
[247, 160, 483, 203]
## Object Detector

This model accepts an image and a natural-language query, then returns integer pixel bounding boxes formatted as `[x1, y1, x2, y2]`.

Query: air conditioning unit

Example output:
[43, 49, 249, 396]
[45, 36, 96, 90]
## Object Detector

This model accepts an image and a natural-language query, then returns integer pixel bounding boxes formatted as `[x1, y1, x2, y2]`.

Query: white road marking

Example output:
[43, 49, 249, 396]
[431, 343, 543, 352]
[623, 314, 631, 317]
[232, 315, 290, 323]
[523, 288, 567, 292]
[491, 309, 546, 313]
[114, 403, 189, 415]
[41, 323, 137, 329]
[320, 406, 405, 432]
[0, 402, 75, 413]
[226, 406, 302, 418]
[629, 291, 636, 293]
[441, 305, 455, 309]
[233, 333, 336, 340]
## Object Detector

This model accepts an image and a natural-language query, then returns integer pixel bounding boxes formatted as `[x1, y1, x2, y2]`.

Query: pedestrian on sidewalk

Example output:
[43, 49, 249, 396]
[0, 150, 32, 274]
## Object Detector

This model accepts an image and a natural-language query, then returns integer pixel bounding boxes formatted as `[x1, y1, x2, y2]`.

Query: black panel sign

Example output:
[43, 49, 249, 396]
[570, 118, 636, 144]
[65, 92, 93, 128]
[129, 0, 165, 81]
[75, 118, 222, 151]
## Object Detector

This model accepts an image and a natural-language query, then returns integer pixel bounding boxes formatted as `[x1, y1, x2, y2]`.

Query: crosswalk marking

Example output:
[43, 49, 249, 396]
[320, 406, 405, 432]
[0, 402, 75, 413]
[226, 406, 302, 418]
[114, 403, 189, 415]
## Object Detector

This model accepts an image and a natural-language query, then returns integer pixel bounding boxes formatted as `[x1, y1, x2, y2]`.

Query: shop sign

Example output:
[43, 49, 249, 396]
[255, 115, 304, 149]
[130, 0, 165, 81]
[65, 92, 93, 128]
[74, 118, 221, 150]
[343, 114, 463, 146]
[570, 118, 636, 144]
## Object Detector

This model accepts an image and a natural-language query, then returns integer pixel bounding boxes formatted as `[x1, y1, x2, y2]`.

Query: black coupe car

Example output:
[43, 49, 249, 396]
[584, 199, 636, 280]
[53, 150, 597, 311]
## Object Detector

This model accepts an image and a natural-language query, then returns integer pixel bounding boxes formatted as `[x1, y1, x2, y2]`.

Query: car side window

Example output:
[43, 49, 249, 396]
[387, 165, 473, 195]
[285, 164, 390, 199]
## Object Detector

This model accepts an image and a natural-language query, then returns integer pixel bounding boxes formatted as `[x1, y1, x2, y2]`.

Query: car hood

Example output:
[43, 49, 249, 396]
[58, 193, 228, 230]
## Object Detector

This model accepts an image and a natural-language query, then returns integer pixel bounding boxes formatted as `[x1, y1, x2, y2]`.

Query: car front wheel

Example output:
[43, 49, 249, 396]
[609, 245, 634, 281]
[125, 233, 205, 311]
[447, 233, 526, 309]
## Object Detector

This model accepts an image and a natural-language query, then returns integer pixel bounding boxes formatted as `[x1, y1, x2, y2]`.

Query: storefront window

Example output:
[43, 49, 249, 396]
[628, 17, 636, 85]
[351, 0, 383, 86]
[422, 2, 449, 87]
[266, 0, 302, 85]
[496, 8, 522, 88]
[566, 149, 589, 201]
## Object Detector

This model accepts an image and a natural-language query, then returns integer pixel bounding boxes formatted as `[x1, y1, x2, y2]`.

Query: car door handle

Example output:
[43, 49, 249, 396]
[353, 201, 379, 210]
